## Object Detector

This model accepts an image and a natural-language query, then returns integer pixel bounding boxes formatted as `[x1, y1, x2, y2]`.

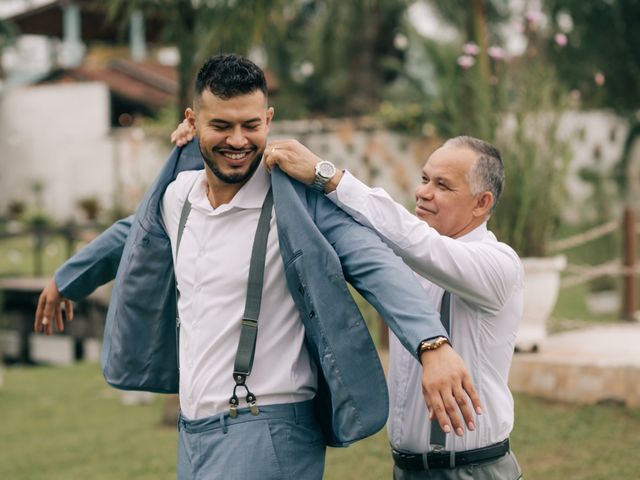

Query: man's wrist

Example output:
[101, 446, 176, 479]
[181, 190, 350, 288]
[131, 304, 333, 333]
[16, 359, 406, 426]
[417, 336, 451, 361]
[324, 169, 344, 193]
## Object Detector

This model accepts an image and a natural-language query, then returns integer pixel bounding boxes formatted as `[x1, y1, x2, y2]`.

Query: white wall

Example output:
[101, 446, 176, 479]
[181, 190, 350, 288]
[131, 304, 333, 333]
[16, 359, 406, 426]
[0, 82, 169, 222]
[0, 82, 112, 221]
[559, 110, 629, 222]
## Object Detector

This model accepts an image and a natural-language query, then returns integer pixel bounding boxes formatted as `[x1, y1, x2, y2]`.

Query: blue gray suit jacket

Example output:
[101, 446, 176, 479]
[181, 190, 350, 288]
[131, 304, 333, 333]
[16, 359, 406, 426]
[55, 139, 445, 447]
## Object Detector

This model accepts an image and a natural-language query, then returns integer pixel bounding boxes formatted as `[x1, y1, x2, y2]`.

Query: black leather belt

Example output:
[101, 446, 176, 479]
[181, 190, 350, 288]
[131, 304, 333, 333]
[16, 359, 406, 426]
[392, 438, 510, 470]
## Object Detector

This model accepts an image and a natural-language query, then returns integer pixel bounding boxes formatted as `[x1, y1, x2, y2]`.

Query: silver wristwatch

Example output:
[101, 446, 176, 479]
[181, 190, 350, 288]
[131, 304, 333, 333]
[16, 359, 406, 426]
[312, 160, 337, 191]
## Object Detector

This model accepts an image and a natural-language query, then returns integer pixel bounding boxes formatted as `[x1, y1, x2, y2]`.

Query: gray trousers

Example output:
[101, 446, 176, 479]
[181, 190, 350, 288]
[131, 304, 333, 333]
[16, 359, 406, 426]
[177, 400, 325, 480]
[393, 451, 522, 480]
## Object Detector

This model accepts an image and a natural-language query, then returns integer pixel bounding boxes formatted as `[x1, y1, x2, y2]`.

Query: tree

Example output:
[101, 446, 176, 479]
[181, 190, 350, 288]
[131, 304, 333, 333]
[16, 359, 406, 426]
[297, 0, 410, 116]
[107, 0, 413, 119]
[545, 0, 640, 199]
[546, 0, 640, 113]
[384, 1, 571, 256]
[107, 0, 289, 119]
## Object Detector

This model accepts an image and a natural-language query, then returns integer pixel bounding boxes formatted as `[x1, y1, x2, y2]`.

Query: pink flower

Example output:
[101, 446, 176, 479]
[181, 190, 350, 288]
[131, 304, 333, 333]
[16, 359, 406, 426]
[488, 46, 505, 60]
[526, 10, 545, 25]
[594, 72, 605, 86]
[554, 33, 568, 47]
[462, 42, 480, 56]
[457, 55, 476, 69]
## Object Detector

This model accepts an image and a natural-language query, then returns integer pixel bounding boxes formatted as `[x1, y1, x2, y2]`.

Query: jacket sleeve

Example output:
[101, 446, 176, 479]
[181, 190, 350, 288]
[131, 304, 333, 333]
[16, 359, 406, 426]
[54, 215, 133, 301]
[311, 191, 445, 359]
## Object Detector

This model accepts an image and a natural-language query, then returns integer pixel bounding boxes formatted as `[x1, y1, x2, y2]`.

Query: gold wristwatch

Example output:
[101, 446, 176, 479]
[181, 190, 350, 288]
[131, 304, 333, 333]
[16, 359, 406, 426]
[417, 336, 450, 357]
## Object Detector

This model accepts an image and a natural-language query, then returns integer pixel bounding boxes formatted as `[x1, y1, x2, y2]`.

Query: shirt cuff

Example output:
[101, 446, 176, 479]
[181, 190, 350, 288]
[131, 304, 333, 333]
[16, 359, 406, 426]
[326, 170, 368, 204]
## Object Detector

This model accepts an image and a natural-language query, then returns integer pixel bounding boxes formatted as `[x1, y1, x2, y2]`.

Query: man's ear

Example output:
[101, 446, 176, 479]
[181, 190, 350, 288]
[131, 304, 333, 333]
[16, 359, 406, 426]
[473, 191, 494, 218]
[185, 107, 196, 128]
[266, 106, 275, 126]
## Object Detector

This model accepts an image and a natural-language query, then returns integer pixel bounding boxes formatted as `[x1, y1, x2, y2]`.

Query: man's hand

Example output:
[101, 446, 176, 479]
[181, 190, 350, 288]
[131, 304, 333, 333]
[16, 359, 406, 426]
[170, 108, 196, 147]
[34, 278, 73, 335]
[263, 139, 343, 192]
[420, 343, 482, 436]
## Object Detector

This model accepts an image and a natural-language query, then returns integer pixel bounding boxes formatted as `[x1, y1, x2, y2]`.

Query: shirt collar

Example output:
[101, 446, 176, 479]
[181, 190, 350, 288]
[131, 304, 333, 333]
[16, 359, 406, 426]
[190, 160, 270, 214]
[456, 222, 488, 243]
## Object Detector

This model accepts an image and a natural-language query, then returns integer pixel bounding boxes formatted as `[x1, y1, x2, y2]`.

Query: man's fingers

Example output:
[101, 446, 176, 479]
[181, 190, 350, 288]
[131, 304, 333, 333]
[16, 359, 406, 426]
[176, 134, 193, 147]
[64, 299, 74, 322]
[429, 396, 452, 434]
[462, 375, 483, 416]
[55, 303, 64, 333]
[42, 300, 56, 336]
[34, 291, 46, 332]
[441, 392, 464, 436]
[264, 145, 287, 171]
[453, 387, 475, 431]
[170, 117, 195, 146]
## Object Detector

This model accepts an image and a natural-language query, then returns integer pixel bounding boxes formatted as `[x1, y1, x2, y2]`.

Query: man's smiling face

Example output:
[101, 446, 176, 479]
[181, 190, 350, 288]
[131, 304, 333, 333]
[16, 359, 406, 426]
[414, 145, 483, 238]
[191, 89, 274, 186]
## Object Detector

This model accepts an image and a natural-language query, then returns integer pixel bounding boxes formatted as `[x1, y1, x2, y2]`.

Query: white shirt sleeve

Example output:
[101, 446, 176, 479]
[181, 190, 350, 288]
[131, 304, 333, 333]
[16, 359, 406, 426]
[327, 171, 522, 313]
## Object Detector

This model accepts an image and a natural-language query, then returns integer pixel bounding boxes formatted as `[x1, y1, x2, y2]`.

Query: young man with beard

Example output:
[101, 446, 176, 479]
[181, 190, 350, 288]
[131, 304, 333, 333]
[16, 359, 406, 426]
[34, 54, 481, 479]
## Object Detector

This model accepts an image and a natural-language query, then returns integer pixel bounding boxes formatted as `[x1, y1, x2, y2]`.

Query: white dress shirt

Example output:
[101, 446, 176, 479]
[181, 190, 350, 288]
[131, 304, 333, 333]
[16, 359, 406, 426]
[161, 163, 316, 420]
[328, 171, 523, 452]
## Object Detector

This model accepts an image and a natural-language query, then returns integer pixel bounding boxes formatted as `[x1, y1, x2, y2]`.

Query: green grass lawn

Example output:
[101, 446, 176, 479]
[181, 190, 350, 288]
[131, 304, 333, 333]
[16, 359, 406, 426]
[1, 362, 639, 479]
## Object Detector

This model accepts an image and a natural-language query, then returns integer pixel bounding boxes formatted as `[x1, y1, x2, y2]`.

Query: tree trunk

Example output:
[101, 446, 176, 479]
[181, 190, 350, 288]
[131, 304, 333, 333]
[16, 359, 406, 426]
[175, 1, 196, 121]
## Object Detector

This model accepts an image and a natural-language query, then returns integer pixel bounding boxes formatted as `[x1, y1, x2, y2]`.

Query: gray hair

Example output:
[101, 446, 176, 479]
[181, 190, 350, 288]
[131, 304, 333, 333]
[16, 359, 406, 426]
[443, 136, 504, 215]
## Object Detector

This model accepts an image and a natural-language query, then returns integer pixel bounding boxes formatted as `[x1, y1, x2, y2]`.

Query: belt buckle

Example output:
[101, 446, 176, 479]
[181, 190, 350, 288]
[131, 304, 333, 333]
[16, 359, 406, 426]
[427, 447, 456, 470]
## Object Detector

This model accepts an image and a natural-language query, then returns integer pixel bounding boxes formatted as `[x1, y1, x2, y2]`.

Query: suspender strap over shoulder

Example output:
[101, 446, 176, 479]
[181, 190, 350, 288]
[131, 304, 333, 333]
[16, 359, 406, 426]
[230, 187, 274, 417]
[174, 175, 200, 372]
[176, 186, 194, 262]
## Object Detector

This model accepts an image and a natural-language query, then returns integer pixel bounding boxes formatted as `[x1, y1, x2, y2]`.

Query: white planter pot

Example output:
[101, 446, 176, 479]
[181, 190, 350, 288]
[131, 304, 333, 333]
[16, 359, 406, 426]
[516, 255, 567, 352]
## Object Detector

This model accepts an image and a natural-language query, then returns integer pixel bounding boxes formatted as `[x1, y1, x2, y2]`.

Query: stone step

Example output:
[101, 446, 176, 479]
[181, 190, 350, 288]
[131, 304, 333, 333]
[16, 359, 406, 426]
[509, 323, 640, 407]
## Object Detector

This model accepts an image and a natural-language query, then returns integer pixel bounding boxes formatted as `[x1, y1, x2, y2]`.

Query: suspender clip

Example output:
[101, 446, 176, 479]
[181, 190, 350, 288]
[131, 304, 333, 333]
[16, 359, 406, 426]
[246, 392, 259, 416]
[229, 394, 239, 418]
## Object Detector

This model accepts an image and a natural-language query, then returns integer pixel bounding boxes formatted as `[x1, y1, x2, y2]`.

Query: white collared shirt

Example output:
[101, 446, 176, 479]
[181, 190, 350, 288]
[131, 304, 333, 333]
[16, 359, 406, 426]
[328, 171, 523, 452]
[161, 163, 316, 420]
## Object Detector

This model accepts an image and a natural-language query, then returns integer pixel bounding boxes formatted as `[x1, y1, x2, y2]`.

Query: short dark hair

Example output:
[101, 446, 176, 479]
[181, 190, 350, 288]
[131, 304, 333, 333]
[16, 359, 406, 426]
[194, 53, 268, 101]
[443, 135, 505, 214]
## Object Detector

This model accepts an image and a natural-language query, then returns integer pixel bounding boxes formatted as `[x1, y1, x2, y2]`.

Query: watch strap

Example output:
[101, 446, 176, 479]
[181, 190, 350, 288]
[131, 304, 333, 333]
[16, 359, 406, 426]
[312, 175, 328, 191]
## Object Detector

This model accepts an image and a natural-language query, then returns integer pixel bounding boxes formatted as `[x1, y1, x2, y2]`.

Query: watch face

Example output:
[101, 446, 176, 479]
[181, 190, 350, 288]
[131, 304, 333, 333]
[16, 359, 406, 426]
[318, 161, 336, 179]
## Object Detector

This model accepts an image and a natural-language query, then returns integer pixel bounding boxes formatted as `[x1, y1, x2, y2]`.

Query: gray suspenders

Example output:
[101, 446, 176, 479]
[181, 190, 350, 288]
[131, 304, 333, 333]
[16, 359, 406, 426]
[174, 180, 274, 418]
[174, 179, 198, 371]
[229, 187, 274, 417]
[430, 290, 451, 452]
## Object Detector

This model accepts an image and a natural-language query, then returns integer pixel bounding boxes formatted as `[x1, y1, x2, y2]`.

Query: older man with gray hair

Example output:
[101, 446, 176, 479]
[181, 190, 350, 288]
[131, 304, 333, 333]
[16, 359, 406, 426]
[264, 135, 524, 479]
